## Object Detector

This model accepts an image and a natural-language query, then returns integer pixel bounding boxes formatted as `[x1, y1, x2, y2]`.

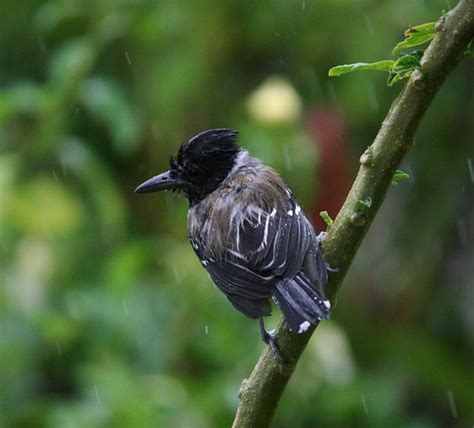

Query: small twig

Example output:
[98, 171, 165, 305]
[232, 1, 474, 427]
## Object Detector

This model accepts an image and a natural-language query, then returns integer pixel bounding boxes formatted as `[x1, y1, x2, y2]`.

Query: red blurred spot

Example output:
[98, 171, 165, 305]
[306, 107, 353, 230]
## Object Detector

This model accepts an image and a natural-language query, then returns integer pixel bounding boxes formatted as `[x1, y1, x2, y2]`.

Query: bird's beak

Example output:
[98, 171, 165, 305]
[134, 171, 183, 193]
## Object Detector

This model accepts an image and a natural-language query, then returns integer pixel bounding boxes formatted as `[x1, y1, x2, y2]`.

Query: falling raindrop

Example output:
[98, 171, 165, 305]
[122, 299, 129, 316]
[205, 325, 209, 334]
[467, 158, 473, 183]
[360, 394, 368, 414]
[302, 0, 306, 11]
[94, 385, 101, 405]
[173, 265, 181, 284]
[447, 390, 458, 418]
[457, 219, 468, 247]
[52, 171, 58, 182]
[125, 51, 131, 65]
[364, 16, 375, 35]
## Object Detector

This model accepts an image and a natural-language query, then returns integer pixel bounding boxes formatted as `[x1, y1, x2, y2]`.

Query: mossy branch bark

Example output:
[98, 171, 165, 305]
[232, 1, 474, 427]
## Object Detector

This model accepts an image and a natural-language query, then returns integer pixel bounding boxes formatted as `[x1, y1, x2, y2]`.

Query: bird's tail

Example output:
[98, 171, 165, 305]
[272, 275, 331, 333]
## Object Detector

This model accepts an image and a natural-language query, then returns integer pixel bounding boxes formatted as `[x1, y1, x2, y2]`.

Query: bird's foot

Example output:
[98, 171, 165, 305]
[325, 263, 339, 272]
[259, 318, 286, 363]
[316, 231, 326, 243]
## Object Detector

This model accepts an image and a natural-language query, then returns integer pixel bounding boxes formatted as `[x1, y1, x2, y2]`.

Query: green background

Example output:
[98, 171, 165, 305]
[1, 1, 473, 427]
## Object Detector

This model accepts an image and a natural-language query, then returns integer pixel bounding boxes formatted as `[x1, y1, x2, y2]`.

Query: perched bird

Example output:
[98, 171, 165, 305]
[135, 129, 330, 359]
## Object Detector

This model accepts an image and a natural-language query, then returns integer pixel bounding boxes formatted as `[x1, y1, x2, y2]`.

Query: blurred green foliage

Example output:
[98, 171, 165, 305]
[1, 1, 473, 427]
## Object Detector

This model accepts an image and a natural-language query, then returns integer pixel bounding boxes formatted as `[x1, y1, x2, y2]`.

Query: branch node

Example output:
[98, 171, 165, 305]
[350, 213, 367, 228]
[359, 146, 374, 167]
[435, 16, 446, 32]
[412, 70, 427, 89]
[238, 378, 249, 398]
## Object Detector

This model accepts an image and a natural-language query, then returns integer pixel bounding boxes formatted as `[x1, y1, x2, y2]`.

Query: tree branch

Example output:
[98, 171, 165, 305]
[232, 1, 474, 427]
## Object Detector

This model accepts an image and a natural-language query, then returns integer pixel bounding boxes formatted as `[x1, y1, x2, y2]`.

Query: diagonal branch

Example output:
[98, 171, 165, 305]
[232, 1, 474, 427]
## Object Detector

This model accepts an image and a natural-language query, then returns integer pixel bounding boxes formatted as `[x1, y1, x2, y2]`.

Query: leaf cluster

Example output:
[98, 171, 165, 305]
[328, 22, 436, 85]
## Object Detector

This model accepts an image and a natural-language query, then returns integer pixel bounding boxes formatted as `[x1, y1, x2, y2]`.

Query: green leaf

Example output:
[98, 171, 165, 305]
[328, 60, 394, 77]
[393, 51, 423, 70]
[328, 51, 422, 86]
[387, 51, 422, 86]
[320, 211, 334, 229]
[392, 22, 436, 55]
[355, 197, 372, 214]
[392, 170, 410, 185]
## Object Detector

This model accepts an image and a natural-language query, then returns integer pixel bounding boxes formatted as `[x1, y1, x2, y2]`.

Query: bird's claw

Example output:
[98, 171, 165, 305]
[316, 231, 326, 244]
[259, 318, 286, 363]
[325, 263, 339, 272]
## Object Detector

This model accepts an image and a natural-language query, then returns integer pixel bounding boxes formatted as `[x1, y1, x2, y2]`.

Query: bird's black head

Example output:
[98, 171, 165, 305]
[134, 128, 240, 205]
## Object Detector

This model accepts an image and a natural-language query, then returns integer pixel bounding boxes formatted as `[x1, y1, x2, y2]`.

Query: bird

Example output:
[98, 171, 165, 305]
[134, 128, 330, 360]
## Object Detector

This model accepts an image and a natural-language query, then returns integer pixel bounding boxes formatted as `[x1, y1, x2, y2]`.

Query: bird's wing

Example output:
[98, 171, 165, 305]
[199, 200, 322, 319]
[250, 202, 314, 279]
[204, 258, 273, 318]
